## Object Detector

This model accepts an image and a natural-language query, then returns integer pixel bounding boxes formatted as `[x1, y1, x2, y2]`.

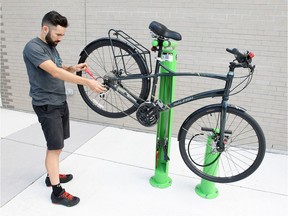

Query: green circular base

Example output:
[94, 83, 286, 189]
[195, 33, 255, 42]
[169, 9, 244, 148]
[150, 176, 172, 189]
[195, 184, 219, 199]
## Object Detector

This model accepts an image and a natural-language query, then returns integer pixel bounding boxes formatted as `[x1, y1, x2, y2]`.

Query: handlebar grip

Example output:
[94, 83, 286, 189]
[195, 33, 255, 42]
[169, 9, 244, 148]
[226, 48, 245, 58]
[226, 48, 234, 54]
[227, 48, 255, 70]
[226, 48, 251, 65]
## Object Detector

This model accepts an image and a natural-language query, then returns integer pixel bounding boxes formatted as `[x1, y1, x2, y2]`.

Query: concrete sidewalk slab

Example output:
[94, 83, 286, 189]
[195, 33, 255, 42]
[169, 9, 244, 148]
[1, 108, 105, 206]
[0, 109, 38, 138]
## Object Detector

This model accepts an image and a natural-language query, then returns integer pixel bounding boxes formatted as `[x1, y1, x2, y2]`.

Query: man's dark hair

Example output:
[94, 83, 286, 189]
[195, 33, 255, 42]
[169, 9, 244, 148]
[41, 11, 68, 28]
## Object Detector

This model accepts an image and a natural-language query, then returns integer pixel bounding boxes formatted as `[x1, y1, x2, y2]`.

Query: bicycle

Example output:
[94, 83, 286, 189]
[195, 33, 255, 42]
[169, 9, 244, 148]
[76, 21, 266, 183]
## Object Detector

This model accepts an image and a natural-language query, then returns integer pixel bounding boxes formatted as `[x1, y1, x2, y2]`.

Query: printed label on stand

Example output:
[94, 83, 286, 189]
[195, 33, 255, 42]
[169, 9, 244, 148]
[162, 53, 173, 62]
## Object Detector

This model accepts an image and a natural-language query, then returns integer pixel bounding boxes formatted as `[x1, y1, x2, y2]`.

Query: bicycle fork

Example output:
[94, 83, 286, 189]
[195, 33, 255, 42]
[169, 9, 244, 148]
[218, 100, 229, 152]
[217, 70, 234, 152]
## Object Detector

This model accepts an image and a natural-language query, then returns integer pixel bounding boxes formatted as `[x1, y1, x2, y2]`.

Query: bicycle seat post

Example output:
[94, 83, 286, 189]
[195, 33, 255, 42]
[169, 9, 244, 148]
[150, 38, 178, 188]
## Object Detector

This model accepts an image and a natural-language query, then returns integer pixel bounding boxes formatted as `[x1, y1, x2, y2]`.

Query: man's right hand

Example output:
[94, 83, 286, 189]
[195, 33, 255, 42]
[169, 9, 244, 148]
[87, 79, 107, 93]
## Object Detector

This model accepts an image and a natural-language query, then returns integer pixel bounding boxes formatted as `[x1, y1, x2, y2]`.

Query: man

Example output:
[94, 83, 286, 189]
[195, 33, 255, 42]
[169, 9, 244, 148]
[23, 11, 106, 207]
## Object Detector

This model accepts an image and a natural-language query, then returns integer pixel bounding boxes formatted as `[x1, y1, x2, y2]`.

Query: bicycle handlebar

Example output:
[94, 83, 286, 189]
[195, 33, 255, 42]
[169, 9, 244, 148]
[226, 48, 255, 71]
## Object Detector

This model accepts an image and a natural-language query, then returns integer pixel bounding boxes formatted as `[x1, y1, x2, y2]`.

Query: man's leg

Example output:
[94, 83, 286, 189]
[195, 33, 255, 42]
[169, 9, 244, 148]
[45, 149, 62, 186]
[47, 148, 80, 207]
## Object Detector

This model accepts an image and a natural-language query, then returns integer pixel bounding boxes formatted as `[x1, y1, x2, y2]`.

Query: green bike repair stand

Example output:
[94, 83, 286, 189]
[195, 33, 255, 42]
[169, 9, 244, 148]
[148, 41, 220, 197]
[150, 41, 177, 188]
[195, 131, 219, 199]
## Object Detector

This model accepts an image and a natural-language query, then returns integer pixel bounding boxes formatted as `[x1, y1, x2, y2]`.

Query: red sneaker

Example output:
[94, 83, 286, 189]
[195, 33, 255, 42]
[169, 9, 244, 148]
[45, 174, 73, 187]
[51, 189, 80, 207]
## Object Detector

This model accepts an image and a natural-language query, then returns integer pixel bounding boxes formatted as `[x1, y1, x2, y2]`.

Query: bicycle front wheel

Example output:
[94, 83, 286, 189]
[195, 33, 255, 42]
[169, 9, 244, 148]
[178, 104, 266, 183]
[77, 38, 150, 118]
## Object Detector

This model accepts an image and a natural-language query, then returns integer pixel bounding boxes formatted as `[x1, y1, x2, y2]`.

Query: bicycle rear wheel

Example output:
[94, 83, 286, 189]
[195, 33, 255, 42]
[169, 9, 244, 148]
[77, 38, 150, 118]
[178, 104, 266, 183]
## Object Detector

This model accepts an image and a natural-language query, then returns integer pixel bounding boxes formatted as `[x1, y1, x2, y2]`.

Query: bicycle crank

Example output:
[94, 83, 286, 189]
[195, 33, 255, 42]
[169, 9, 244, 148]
[136, 102, 160, 127]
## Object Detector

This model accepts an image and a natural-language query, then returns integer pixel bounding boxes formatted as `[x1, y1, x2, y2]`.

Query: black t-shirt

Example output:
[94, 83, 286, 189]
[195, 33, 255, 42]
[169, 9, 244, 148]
[23, 37, 66, 106]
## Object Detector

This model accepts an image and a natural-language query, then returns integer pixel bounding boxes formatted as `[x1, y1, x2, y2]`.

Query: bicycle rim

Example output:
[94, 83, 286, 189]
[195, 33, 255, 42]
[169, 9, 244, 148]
[179, 104, 266, 183]
[77, 38, 150, 118]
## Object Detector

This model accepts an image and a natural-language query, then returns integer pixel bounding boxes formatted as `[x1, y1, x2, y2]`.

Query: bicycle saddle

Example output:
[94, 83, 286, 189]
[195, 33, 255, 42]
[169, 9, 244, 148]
[149, 21, 182, 41]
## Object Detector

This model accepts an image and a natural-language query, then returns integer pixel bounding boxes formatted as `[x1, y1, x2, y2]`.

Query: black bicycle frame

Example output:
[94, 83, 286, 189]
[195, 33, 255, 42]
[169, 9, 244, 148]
[107, 61, 234, 111]
[107, 60, 235, 151]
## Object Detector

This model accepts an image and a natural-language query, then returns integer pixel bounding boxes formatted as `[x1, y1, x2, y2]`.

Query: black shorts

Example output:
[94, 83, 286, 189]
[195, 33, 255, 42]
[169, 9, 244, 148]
[33, 102, 70, 150]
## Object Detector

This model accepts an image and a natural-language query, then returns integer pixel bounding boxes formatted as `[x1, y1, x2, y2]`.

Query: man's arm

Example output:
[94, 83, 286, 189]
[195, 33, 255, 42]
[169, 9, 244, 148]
[62, 63, 86, 73]
[39, 60, 106, 93]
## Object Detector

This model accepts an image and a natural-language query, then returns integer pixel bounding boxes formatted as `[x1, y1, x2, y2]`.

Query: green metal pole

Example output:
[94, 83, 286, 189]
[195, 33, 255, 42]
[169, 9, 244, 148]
[195, 133, 219, 199]
[150, 43, 177, 188]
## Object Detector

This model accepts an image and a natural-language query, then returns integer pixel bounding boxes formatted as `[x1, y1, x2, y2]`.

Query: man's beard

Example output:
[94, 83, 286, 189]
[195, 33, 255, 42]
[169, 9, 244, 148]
[45, 32, 59, 47]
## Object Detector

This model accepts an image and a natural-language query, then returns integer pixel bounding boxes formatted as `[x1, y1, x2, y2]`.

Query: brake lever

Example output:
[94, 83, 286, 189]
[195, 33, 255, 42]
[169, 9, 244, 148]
[230, 61, 242, 68]
[249, 64, 256, 72]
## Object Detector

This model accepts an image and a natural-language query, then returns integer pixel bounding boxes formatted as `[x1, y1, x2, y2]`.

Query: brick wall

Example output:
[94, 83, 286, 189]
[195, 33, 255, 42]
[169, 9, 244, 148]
[1, 0, 287, 153]
[1, 3, 12, 108]
[0, 4, 2, 107]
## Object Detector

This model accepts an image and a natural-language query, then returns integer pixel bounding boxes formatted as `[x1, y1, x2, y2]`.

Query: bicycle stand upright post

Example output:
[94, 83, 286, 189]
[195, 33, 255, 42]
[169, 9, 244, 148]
[150, 42, 177, 188]
[195, 133, 219, 199]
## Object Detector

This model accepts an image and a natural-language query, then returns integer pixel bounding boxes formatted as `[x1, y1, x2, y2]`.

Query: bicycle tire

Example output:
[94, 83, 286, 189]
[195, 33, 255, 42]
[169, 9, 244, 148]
[77, 38, 150, 118]
[178, 104, 266, 183]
